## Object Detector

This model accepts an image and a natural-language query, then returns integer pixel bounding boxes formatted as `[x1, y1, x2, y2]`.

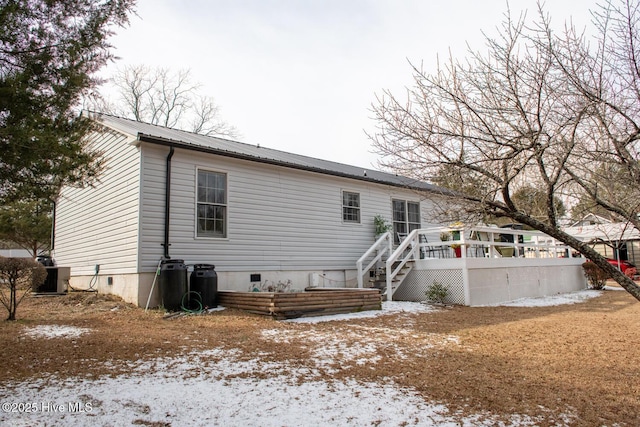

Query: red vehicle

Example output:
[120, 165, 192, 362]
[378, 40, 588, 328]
[607, 258, 635, 273]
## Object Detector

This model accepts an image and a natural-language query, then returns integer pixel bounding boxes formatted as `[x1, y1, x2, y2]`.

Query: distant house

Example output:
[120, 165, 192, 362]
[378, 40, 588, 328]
[0, 248, 32, 258]
[564, 216, 640, 266]
[53, 113, 442, 306]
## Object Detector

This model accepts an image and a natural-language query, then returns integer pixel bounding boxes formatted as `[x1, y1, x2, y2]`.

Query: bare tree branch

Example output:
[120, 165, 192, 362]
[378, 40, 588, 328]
[101, 65, 239, 138]
[369, 0, 640, 300]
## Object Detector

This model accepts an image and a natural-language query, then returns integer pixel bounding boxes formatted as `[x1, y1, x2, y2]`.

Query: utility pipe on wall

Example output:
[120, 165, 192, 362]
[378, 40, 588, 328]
[163, 146, 175, 259]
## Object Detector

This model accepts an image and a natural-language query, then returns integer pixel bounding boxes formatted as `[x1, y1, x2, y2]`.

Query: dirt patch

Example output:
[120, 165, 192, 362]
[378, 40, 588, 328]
[1, 288, 639, 426]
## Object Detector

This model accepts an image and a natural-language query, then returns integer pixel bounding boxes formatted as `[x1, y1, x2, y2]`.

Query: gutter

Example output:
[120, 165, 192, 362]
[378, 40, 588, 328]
[162, 146, 175, 259]
[50, 200, 56, 251]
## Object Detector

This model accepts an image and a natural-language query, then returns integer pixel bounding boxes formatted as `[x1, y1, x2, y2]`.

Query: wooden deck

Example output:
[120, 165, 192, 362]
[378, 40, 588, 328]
[217, 287, 382, 319]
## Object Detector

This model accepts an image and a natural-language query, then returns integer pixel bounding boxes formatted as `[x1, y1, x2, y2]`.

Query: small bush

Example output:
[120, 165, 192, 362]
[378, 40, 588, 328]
[426, 281, 449, 304]
[374, 214, 392, 237]
[582, 261, 610, 290]
[0, 257, 47, 320]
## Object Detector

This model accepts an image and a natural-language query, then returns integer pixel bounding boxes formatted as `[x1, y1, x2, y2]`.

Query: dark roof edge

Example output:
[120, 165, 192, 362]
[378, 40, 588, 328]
[137, 133, 433, 192]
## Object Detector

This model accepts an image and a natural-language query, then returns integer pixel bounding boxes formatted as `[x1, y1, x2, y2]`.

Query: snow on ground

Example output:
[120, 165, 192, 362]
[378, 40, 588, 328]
[286, 300, 437, 324]
[0, 347, 556, 427]
[22, 325, 91, 339]
[484, 289, 603, 307]
[0, 291, 599, 426]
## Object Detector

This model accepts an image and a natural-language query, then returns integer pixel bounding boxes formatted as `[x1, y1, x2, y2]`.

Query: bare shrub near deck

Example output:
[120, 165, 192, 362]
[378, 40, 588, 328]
[582, 261, 609, 290]
[0, 257, 46, 320]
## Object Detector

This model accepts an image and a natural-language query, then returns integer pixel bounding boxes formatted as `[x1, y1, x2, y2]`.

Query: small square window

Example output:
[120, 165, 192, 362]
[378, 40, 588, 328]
[342, 191, 360, 223]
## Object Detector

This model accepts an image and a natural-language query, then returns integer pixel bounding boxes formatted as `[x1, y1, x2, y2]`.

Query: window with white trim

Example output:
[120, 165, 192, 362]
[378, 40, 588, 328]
[342, 191, 360, 223]
[196, 170, 227, 238]
[392, 199, 421, 244]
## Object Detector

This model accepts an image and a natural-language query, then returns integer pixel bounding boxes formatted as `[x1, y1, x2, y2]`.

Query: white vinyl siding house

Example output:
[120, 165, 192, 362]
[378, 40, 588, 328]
[54, 128, 140, 273]
[137, 143, 433, 273]
[54, 127, 142, 302]
[53, 114, 441, 306]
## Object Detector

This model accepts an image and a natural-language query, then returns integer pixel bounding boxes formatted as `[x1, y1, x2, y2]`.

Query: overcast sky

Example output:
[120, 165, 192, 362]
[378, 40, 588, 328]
[103, 0, 598, 169]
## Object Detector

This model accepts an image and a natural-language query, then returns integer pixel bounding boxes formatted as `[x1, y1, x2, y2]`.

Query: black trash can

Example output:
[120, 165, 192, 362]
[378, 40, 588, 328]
[37, 268, 58, 293]
[36, 256, 57, 293]
[159, 259, 187, 311]
[189, 264, 218, 309]
[36, 255, 55, 267]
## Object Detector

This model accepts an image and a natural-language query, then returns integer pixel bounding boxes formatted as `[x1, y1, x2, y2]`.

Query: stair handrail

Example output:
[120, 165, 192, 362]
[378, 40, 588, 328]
[357, 231, 393, 288]
[385, 228, 420, 301]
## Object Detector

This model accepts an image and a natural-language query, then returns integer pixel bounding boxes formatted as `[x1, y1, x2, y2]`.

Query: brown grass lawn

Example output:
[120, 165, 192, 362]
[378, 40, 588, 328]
[1, 286, 639, 426]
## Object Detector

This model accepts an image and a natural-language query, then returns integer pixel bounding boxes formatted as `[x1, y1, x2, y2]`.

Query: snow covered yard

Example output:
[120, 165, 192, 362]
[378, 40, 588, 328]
[0, 288, 638, 426]
[0, 344, 542, 427]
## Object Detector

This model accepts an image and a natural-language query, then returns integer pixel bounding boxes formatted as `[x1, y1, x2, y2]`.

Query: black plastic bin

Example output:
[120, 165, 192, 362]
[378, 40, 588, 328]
[36, 256, 57, 293]
[189, 264, 218, 309]
[37, 268, 58, 293]
[159, 259, 187, 311]
[36, 255, 55, 267]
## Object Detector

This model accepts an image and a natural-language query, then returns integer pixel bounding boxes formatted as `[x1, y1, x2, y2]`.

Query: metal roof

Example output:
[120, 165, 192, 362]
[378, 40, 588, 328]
[94, 113, 440, 192]
[563, 222, 640, 242]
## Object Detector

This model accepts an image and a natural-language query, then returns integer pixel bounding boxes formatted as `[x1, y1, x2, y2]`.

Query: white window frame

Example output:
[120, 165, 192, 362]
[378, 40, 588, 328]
[195, 168, 227, 238]
[342, 190, 361, 223]
[392, 199, 421, 244]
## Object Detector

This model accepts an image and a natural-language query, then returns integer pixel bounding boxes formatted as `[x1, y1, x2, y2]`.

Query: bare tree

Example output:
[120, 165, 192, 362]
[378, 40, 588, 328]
[551, 0, 640, 231]
[0, 257, 46, 321]
[369, 1, 640, 300]
[190, 95, 237, 137]
[105, 65, 239, 138]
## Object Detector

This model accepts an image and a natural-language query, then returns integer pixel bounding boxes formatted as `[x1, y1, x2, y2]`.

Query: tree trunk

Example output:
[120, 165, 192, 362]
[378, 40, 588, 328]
[7, 284, 17, 321]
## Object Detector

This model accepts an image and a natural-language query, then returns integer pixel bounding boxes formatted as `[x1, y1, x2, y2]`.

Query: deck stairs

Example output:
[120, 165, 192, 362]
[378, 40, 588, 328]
[356, 231, 417, 301]
[368, 260, 414, 300]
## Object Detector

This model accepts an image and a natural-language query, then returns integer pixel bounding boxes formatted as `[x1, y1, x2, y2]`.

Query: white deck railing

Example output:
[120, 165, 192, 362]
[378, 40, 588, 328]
[357, 225, 581, 301]
[416, 225, 579, 260]
[356, 232, 393, 289]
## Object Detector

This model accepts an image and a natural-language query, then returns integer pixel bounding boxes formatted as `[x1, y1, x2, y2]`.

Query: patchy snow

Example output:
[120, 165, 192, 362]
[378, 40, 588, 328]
[284, 289, 604, 315]
[0, 347, 565, 427]
[0, 295, 596, 426]
[285, 300, 437, 324]
[22, 325, 91, 339]
[261, 322, 461, 370]
[483, 289, 603, 307]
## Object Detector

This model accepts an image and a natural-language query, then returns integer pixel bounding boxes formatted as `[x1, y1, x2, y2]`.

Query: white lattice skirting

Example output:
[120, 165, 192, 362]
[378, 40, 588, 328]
[393, 269, 466, 305]
[391, 259, 587, 306]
